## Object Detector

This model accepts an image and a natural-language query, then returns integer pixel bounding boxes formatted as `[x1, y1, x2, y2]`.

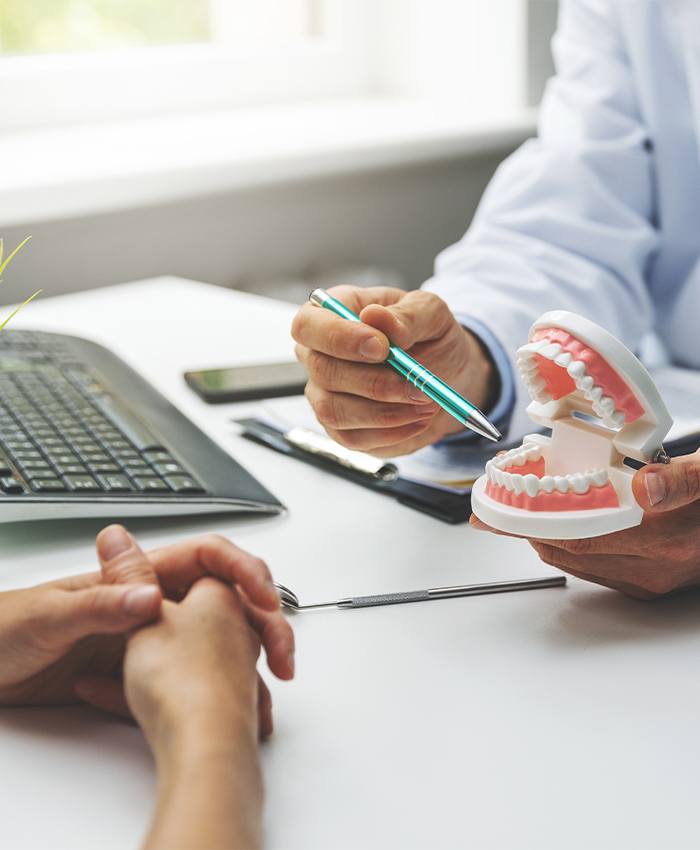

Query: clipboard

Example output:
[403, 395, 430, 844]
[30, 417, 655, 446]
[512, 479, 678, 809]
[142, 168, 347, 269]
[235, 417, 471, 524]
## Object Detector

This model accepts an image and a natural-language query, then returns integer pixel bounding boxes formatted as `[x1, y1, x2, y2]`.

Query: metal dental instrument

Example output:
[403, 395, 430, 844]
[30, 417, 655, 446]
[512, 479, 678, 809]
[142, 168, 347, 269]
[274, 575, 566, 612]
[309, 288, 502, 443]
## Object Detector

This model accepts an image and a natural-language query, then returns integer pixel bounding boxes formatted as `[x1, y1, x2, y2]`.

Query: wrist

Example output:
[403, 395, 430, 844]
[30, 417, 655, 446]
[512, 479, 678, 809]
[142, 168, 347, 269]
[147, 712, 263, 850]
[461, 328, 498, 411]
[145, 679, 258, 764]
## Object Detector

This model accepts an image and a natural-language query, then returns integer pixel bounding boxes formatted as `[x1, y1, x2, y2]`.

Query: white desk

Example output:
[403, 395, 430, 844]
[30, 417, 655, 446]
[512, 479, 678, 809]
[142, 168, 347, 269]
[1, 278, 699, 850]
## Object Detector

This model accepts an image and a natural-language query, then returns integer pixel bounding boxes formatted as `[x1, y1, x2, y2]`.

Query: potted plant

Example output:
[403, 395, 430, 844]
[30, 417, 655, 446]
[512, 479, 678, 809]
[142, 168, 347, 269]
[0, 236, 41, 331]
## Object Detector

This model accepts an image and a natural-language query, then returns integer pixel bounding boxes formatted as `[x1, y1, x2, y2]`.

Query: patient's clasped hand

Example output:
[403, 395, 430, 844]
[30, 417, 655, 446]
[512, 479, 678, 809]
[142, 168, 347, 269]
[0, 525, 295, 850]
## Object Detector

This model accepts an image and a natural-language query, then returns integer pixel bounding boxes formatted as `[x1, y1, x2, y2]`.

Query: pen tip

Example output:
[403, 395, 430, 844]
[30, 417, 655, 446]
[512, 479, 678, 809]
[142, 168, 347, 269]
[468, 410, 502, 442]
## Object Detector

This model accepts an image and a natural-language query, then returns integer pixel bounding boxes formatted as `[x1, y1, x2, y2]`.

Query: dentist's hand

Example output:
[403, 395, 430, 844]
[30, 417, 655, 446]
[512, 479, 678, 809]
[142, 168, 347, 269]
[471, 450, 700, 599]
[292, 285, 497, 457]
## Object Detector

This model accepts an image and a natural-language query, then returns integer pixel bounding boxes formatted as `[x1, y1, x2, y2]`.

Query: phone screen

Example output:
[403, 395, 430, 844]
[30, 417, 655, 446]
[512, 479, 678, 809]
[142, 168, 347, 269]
[185, 361, 308, 403]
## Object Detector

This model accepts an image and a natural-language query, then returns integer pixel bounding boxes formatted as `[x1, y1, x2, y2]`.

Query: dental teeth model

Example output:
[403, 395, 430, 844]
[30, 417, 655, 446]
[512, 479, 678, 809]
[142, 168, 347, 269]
[471, 310, 673, 539]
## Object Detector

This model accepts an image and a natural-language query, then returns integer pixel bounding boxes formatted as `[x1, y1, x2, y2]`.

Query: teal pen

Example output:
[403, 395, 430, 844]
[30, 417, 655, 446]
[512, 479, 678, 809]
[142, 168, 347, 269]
[309, 289, 502, 443]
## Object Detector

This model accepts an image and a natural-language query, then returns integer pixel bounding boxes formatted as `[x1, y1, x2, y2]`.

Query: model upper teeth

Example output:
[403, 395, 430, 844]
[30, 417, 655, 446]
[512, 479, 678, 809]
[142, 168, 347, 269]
[485, 443, 609, 496]
[516, 339, 626, 430]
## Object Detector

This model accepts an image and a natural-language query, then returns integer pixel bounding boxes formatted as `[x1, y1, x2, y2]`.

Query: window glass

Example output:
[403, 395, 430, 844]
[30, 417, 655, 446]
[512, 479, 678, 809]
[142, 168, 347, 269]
[0, 0, 210, 55]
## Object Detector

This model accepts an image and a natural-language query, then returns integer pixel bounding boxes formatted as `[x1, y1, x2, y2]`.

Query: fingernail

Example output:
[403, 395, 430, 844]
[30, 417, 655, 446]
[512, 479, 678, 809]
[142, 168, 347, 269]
[100, 525, 132, 560]
[358, 337, 384, 361]
[645, 472, 666, 507]
[123, 585, 160, 617]
[287, 651, 295, 676]
[407, 385, 427, 402]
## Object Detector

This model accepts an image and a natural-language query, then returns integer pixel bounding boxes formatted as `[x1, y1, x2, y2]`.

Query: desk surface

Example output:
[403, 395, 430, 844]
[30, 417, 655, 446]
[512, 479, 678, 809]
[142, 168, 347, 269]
[1, 278, 699, 850]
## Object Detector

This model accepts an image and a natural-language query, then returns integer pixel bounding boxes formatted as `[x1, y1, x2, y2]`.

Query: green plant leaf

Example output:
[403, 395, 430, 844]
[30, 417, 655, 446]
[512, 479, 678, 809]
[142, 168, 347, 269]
[0, 235, 32, 279]
[0, 289, 42, 331]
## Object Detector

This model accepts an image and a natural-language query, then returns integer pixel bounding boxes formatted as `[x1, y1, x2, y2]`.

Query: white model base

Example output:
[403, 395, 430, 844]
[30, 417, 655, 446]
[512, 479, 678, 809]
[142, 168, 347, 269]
[470, 475, 644, 540]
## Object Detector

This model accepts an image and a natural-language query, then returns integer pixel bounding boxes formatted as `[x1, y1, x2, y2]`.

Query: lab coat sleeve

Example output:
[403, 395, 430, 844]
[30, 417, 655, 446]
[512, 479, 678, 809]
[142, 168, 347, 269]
[423, 0, 659, 442]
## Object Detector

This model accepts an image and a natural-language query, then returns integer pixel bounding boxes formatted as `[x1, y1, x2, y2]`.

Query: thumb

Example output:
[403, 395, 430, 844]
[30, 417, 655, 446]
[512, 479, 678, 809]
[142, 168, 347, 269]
[359, 290, 455, 350]
[96, 524, 159, 586]
[633, 450, 700, 513]
[46, 583, 162, 646]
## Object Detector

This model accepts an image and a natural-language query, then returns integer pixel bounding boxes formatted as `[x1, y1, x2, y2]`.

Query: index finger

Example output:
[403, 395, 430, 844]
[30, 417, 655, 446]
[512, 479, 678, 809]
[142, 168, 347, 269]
[292, 301, 389, 363]
[291, 286, 406, 363]
[146, 534, 280, 612]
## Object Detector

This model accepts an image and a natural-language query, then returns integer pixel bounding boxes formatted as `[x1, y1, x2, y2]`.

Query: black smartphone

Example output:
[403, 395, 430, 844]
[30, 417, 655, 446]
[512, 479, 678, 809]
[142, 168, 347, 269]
[184, 361, 308, 404]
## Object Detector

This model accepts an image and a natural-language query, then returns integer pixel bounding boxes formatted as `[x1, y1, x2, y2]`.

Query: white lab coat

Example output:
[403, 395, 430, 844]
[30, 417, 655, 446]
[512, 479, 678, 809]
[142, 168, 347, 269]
[424, 0, 700, 441]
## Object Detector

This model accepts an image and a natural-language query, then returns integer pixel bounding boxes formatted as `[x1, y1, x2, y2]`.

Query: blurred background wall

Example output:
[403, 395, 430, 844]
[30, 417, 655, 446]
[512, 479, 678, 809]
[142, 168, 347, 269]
[0, 0, 557, 304]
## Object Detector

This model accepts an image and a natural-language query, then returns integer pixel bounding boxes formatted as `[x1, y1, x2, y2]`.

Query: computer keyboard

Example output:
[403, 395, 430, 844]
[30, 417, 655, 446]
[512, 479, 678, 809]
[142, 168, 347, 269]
[0, 329, 283, 522]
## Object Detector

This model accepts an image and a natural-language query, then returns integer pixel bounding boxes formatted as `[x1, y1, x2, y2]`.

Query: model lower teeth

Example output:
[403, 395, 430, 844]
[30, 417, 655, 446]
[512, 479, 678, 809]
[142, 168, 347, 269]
[485, 445, 609, 497]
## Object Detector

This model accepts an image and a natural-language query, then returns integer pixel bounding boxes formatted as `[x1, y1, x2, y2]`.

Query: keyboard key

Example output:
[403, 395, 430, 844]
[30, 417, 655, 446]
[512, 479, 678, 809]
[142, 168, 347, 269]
[64, 474, 101, 492]
[111, 448, 140, 462]
[5, 440, 35, 452]
[97, 474, 133, 492]
[88, 462, 120, 474]
[133, 477, 169, 493]
[11, 451, 43, 463]
[48, 453, 81, 466]
[0, 477, 24, 494]
[77, 450, 111, 464]
[164, 475, 205, 494]
[18, 460, 52, 474]
[152, 461, 184, 476]
[30, 478, 65, 492]
[54, 463, 88, 475]
[142, 449, 174, 463]
[28, 467, 64, 479]
[123, 460, 150, 475]
[37, 437, 67, 449]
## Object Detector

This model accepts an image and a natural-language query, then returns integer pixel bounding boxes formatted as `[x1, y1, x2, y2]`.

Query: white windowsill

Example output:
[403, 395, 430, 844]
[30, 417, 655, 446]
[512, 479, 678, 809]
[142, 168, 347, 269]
[0, 98, 536, 228]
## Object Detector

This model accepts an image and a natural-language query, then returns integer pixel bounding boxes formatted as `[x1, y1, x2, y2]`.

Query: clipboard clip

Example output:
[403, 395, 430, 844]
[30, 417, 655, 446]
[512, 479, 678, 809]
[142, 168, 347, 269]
[285, 426, 398, 481]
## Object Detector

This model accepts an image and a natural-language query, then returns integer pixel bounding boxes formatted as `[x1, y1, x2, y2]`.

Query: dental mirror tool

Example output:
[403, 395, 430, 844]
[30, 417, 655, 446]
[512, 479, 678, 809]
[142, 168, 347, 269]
[274, 575, 566, 612]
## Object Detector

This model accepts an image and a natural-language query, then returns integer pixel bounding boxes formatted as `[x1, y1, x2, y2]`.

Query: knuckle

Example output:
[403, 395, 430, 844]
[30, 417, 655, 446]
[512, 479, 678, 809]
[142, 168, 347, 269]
[559, 537, 592, 556]
[377, 407, 398, 428]
[337, 429, 368, 451]
[307, 351, 336, 388]
[84, 588, 108, 619]
[680, 461, 700, 501]
[313, 393, 340, 429]
[198, 533, 229, 556]
[416, 290, 449, 321]
[290, 309, 310, 343]
[251, 556, 271, 579]
[366, 369, 394, 402]
[531, 543, 564, 569]
[326, 326, 349, 358]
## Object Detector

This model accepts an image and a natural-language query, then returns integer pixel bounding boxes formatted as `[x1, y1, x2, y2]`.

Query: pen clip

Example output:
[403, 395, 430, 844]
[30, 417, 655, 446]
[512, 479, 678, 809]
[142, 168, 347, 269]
[285, 427, 398, 481]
